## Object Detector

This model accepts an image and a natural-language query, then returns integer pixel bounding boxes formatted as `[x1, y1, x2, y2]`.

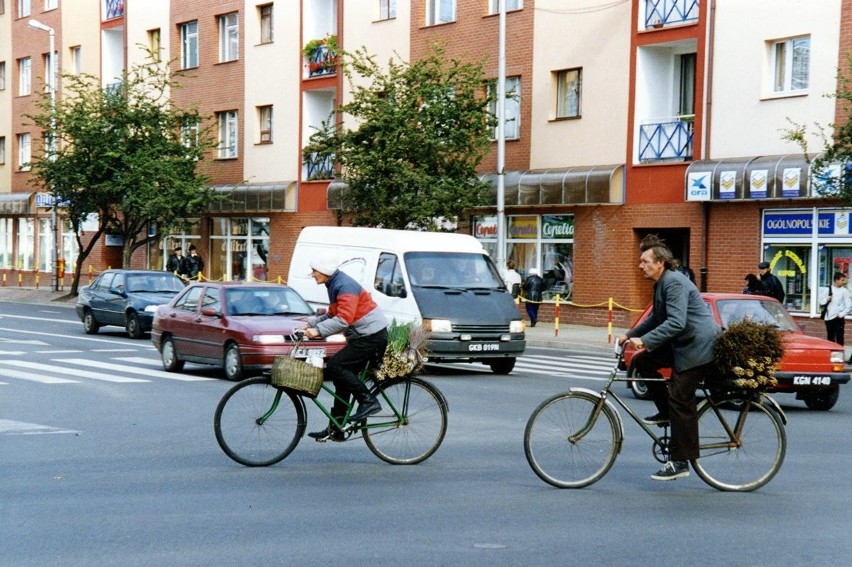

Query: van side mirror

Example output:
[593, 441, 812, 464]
[315, 307, 327, 316]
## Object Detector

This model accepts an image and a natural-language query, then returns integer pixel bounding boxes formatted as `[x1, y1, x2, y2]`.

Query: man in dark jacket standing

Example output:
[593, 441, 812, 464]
[166, 246, 184, 275]
[522, 268, 544, 327]
[619, 235, 721, 481]
[757, 261, 785, 303]
[181, 245, 204, 281]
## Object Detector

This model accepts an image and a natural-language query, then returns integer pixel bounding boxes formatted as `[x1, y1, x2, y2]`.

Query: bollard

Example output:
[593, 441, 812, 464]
[2, 270, 6, 287]
[35, 272, 39, 289]
[607, 297, 614, 343]
[554, 294, 560, 337]
[18, 272, 22, 287]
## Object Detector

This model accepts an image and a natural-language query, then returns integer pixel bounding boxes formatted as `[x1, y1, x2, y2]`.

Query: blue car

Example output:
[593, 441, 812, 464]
[75, 269, 185, 339]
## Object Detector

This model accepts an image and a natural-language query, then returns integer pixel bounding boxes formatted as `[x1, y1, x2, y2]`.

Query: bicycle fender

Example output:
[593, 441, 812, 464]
[568, 387, 625, 449]
[760, 394, 787, 425]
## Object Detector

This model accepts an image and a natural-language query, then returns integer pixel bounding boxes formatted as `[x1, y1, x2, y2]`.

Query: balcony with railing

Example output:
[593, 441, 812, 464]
[638, 116, 694, 163]
[104, 0, 124, 21]
[305, 40, 338, 79]
[643, 0, 699, 29]
[303, 152, 335, 181]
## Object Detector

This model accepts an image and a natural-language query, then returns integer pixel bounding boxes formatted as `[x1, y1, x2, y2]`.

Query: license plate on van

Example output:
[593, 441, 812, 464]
[468, 343, 501, 352]
[292, 347, 326, 358]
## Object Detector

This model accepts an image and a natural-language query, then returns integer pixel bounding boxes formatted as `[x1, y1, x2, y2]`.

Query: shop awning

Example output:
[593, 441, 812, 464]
[0, 192, 34, 214]
[327, 165, 625, 209]
[480, 164, 625, 206]
[210, 182, 296, 213]
[685, 154, 822, 201]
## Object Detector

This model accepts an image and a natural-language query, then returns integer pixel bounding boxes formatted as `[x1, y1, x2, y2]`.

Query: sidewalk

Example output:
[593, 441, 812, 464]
[0, 286, 624, 353]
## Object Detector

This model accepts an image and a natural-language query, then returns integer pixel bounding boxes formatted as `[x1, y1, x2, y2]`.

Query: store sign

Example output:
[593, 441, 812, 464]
[763, 210, 850, 236]
[508, 216, 538, 239]
[541, 215, 574, 239]
[472, 216, 497, 238]
[750, 169, 768, 199]
[719, 171, 736, 199]
[782, 168, 802, 198]
[686, 172, 711, 201]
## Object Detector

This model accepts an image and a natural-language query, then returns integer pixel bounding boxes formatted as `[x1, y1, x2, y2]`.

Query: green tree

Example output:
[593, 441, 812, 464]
[27, 51, 217, 295]
[303, 45, 494, 229]
[783, 55, 852, 199]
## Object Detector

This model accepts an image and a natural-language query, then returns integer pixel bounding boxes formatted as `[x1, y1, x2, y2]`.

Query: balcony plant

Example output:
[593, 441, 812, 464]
[303, 34, 339, 75]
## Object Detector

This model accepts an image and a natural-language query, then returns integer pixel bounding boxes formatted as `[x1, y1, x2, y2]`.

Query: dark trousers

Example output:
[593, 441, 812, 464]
[525, 302, 540, 325]
[825, 317, 845, 346]
[324, 328, 388, 418]
[632, 349, 709, 461]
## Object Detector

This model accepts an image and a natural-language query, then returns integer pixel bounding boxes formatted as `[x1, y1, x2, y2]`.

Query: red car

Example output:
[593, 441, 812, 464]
[151, 282, 345, 381]
[620, 293, 850, 410]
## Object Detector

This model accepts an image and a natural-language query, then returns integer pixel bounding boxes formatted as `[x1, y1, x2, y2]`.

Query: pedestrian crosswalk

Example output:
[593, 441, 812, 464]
[430, 352, 618, 381]
[0, 354, 216, 385]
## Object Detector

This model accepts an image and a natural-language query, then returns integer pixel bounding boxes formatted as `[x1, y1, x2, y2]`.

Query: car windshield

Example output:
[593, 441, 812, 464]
[225, 287, 314, 316]
[405, 251, 505, 289]
[717, 299, 798, 331]
[126, 274, 185, 293]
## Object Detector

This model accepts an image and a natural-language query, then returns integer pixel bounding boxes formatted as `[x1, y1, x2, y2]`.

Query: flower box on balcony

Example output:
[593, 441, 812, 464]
[304, 35, 339, 77]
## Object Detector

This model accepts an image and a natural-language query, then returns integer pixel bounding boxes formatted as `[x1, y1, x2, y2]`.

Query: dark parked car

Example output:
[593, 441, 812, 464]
[76, 269, 186, 339]
[620, 292, 850, 410]
[151, 282, 345, 381]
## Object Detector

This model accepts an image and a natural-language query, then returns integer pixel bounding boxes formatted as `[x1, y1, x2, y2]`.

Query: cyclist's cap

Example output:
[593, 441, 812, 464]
[529, 268, 539, 276]
[309, 256, 339, 276]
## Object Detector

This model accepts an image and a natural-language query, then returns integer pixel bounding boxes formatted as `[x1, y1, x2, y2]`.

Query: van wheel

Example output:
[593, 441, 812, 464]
[489, 358, 515, 375]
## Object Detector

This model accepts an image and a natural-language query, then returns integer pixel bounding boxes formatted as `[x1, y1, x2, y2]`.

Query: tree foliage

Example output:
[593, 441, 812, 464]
[27, 51, 217, 294]
[303, 45, 494, 229]
[782, 54, 852, 200]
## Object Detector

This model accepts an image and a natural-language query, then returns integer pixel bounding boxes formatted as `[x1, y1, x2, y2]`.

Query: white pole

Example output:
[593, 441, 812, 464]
[496, 0, 507, 272]
[29, 20, 59, 291]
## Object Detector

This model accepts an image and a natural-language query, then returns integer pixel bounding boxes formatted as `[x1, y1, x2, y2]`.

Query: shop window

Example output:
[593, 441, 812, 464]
[762, 245, 809, 311]
[210, 217, 269, 282]
[0, 218, 13, 269]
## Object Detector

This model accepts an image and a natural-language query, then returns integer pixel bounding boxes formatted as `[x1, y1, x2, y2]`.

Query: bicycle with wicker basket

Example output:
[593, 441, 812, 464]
[214, 330, 448, 466]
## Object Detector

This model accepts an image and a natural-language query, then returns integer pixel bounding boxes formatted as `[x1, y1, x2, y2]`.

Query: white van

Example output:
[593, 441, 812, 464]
[287, 227, 526, 374]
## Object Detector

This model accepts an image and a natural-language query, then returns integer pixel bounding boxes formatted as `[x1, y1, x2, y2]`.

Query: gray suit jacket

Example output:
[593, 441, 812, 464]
[627, 270, 720, 373]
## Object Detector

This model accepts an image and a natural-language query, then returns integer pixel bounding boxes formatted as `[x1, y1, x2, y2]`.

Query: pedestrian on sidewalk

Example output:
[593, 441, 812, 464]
[522, 268, 544, 327]
[821, 271, 852, 347]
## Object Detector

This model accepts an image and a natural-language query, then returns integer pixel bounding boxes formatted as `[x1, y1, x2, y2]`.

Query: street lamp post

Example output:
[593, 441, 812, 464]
[496, 0, 507, 273]
[29, 19, 59, 292]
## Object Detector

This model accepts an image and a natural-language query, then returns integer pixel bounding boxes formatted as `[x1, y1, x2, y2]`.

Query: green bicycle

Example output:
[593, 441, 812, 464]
[214, 336, 448, 467]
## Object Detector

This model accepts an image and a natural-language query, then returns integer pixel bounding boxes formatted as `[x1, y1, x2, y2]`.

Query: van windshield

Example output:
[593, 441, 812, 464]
[405, 252, 505, 289]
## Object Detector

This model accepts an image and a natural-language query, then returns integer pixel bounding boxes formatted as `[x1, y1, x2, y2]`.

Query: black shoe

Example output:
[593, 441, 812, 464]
[643, 412, 670, 426]
[530, 321, 536, 327]
[307, 426, 344, 442]
[348, 399, 382, 423]
[651, 460, 690, 481]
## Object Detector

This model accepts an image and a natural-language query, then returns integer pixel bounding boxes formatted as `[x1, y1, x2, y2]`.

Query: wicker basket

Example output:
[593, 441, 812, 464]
[271, 356, 323, 397]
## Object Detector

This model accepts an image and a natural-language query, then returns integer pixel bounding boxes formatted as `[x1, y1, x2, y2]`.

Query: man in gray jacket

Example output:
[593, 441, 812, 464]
[619, 235, 721, 481]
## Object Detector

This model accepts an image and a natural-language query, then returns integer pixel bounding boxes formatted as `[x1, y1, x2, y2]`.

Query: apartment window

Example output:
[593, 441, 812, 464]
[18, 57, 31, 96]
[258, 106, 273, 143]
[180, 21, 199, 69]
[18, 0, 30, 18]
[426, 0, 455, 25]
[70, 46, 82, 74]
[148, 29, 162, 62]
[217, 111, 238, 158]
[0, 1, 4, 15]
[44, 0, 57, 10]
[488, 76, 521, 140]
[0, 61, 5, 90]
[380, 0, 396, 19]
[678, 53, 696, 116]
[489, 0, 522, 13]
[18, 133, 31, 170]
[773, 36, 809, 93]
[219, 13, 239, 62]
[259, 4, 273, 43]
[0, 136, 5, 164]
[556, 68, 581, 119]
[42, 53, 52, 92]
[181, 118, 200, 149]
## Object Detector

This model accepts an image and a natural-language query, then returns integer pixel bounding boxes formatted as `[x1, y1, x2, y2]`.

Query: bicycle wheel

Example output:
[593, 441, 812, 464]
[214, 376, 306, 467]
[692, 395, 786, 491]
[362, 377, 448, 465]
[524, 391, 620, 489]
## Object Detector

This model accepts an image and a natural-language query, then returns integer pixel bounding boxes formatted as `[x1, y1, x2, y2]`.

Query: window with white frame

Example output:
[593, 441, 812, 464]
[772, 36, 809, 93]
[380, 0, 396, 19]
[70, 46, 82, 74]
[489, 0, 522, 14]
[219, 13, 239, 62]
[18, 0, 30, 18]
[38, 217, 52, 272]
[180, 21, 199, 69]
[0, 136, 5, 164]
[148, 29, 161, 62]
[217, 111, 238, 158]
[258, 106, 273, 143]
[44, 0, 57, 10]
[18, 133, 31, 170]
[556, 68, 581, 119]
[488, 76, 521, 140]
[0, 61, 6, 90]
[427, 0, 455, 25]
[18, 57, 31, 96]
[0, 219, 12, 269]
[259, 4, 273, 44]
[17, 218, 34, 270]
[181, 118, 200, 149]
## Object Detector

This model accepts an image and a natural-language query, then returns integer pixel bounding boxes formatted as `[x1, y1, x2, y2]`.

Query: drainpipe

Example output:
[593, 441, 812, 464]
[700, 0, 717, 292]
